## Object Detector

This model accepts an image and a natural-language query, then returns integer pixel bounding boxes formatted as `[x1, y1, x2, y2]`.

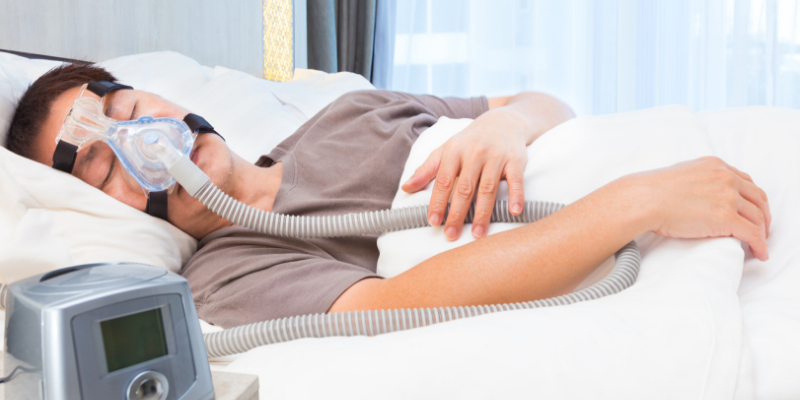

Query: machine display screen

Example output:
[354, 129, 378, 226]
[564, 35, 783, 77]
[100, 308, 168, 372]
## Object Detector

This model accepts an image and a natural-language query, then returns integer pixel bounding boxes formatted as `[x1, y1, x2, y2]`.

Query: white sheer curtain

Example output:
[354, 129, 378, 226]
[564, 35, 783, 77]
[390, 0, 800, 116]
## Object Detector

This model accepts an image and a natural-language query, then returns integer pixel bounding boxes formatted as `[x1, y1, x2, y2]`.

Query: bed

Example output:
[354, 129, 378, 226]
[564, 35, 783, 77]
[1, 46, 800, 400]
[0, 52, 800, 399]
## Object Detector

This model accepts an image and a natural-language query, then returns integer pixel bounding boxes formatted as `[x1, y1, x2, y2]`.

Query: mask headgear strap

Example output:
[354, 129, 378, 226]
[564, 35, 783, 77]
[52, 141, 80, 174]
[183, 113, 225, 141]
[51, 80, 133, 175]
[145, 190, 169, 221]
[86, 80, 133, 98]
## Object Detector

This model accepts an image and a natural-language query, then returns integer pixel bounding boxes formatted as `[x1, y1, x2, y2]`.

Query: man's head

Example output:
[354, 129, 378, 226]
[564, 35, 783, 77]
[7, 63, 116, 159]
[6, 63, 238, 238]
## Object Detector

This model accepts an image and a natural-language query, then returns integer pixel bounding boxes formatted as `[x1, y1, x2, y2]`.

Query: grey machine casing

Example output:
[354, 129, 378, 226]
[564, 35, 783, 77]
[3, 263, 214, 400]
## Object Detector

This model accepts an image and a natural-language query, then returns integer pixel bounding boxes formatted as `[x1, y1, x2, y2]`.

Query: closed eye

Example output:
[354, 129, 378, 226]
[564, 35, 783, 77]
[100, 157, 116, 190]
[130, 102, 138, 120]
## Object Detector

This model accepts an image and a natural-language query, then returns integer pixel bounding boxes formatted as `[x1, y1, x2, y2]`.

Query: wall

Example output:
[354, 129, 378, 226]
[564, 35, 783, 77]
[0, 0, 264, 77]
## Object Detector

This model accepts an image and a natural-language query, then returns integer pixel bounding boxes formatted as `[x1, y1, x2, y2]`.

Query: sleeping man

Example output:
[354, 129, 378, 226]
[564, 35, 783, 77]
[6, 63, 772, 328]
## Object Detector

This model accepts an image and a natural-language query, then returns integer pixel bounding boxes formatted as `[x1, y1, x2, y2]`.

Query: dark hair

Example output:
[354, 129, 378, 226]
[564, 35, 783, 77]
[5, 63, 117, 159]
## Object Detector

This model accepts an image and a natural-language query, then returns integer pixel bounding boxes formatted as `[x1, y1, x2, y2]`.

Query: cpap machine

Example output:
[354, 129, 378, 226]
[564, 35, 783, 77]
[1, 81, 641, 399]
[4, 263, 213, 400]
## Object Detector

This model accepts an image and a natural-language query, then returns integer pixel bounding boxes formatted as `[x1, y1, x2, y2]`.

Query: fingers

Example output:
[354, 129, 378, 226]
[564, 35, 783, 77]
[730, 214, 769, 261]
[726, 163, 754, 183]
[504, 160, 526, 215]
[416, 128, 529, 241]
[402, 147, 443, 193]
[737, 195, 766, 239]
[427, 151, 460, 228]
[443, 161, 483, 240]
[723, 160, 772, 250]
[720, 159, 771, 237]
[736, 178, 772, 237]
[470, 161, 504, 238]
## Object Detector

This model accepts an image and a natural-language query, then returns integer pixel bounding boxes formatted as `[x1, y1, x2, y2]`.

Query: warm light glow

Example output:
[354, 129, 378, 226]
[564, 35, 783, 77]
[263, 0, 294, 82]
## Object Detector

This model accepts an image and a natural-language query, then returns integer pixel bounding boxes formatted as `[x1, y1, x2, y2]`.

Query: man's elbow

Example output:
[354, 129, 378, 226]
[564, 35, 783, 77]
[525, 91, 576, 122]
[327, 277, 388, 313]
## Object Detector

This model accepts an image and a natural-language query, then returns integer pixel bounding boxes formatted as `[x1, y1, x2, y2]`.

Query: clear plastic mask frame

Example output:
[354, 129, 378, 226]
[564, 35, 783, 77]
[55, 84, 196, 194]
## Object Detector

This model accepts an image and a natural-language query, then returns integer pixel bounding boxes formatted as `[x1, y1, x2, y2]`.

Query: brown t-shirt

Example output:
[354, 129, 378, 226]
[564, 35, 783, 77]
[181, 90, 488, 328]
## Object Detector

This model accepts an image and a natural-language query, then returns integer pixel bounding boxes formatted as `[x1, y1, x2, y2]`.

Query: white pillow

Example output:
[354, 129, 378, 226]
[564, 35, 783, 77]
[0, 51, 214, 278]
[0, 54, 61, 145]
[0, 146, 196, 279]
[697, 106, 800, 399]
[0, 51, 374, 285]
[178, 66, 374, 163]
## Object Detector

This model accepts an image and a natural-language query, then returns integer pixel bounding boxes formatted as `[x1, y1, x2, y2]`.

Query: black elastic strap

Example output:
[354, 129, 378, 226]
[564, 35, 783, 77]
[183, 113, 225, 141]
[145, 191, 169, 221]
[52, 141, 78, 174]
[86, 80, 133, 97]
[52, 81, 132, 173]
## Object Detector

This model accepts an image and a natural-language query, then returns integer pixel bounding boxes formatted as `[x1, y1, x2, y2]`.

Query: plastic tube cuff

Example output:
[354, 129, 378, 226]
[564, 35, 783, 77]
[168, 156, 210, 197]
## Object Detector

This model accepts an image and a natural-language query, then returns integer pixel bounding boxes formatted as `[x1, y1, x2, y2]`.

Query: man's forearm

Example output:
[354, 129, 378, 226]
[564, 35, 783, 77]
[329, 176, 654, 312]
[484, 92, 576, 145]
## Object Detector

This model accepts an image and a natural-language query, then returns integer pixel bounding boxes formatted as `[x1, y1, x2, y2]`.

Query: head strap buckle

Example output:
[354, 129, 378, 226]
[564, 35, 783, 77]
[183, 113, 225, 141]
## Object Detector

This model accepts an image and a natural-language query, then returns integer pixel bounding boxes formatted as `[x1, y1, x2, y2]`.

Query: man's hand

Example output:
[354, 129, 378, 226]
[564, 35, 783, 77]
[631, 156, 771, 260]
[401, 113, 528, 240]
[401, 92, 575, 240]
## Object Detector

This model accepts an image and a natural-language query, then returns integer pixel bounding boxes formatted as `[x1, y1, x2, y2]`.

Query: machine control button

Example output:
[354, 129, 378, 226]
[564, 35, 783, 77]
[127, 370, 169, 400]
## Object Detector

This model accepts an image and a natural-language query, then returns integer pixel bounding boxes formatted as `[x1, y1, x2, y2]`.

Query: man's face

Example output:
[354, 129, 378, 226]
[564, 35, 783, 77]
[33, 86, 234, 238]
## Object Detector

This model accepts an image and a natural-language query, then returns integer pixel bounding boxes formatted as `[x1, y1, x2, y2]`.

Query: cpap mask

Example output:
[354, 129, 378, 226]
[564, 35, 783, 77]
[52, 81, 221, 220]
[56, 83, 194, 193]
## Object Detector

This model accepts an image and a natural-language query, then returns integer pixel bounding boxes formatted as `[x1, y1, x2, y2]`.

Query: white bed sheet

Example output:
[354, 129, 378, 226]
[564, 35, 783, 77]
[223, 106, 800, 399]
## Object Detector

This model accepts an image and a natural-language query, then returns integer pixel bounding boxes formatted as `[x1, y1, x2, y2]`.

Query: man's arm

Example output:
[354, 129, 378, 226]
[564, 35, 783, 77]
[486, 92, 577, 144]
[331, 176, 648, 312]
[330, 157, 771, 313]
[332, 175, 650, 312]
[402, 92, 576, 241]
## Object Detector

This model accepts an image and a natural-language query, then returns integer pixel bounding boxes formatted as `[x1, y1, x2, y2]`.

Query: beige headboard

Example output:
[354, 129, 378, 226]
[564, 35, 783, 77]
[0, 0, 267, 77]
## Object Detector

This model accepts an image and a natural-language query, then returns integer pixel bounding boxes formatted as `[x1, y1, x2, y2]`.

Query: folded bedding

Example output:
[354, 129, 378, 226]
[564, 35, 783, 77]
[1, 51, 798, 399]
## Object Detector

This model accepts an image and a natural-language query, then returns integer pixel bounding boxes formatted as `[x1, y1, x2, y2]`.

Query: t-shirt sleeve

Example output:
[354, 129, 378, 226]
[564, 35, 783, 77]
[182, 233, 378, 329]
[400, 92, 489, 120]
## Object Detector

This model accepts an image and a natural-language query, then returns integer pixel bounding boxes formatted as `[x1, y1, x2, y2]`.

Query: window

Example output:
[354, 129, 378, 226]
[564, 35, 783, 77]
[390, 0, 800, 115]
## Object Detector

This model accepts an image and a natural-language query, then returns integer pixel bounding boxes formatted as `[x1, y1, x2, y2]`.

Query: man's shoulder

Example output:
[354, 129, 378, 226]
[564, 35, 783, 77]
[332, 89, 421, 104]
[322, 90, 436, 117]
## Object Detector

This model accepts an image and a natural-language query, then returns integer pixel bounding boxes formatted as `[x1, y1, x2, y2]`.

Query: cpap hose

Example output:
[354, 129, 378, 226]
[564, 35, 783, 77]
[195, 181, 566, 237]
[202, 241, 639, 358]
[161, 151, 643, 358]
